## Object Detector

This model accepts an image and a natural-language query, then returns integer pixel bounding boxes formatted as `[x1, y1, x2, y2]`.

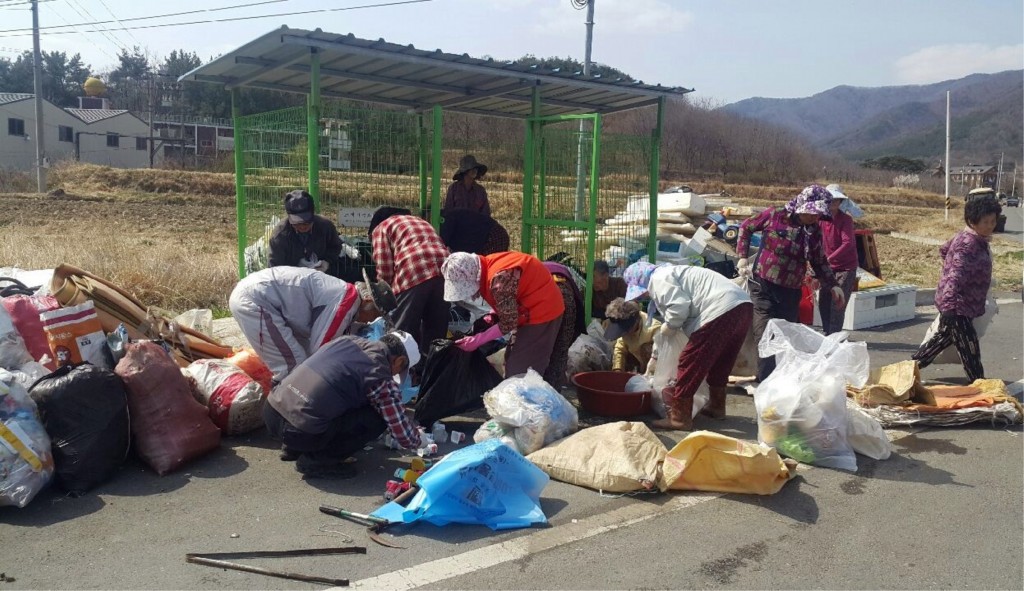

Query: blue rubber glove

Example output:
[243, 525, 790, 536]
[455, 323, 503, 352]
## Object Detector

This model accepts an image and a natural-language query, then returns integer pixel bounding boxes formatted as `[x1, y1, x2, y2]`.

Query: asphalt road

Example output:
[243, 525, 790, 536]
[2, 299, 1022, 590]
[1002, 205, 1023, 243]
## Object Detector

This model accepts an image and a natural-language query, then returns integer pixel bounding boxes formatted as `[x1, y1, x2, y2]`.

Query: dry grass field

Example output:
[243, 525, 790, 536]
[1, 164, 1019, 316]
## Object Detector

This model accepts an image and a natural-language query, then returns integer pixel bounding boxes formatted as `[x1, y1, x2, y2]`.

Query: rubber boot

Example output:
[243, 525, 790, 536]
[652, 391, 693, 430]
[700, 386, 728, 420]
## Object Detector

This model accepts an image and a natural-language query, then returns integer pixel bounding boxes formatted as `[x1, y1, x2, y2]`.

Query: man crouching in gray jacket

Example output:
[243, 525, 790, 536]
[262, 331, 422, 479]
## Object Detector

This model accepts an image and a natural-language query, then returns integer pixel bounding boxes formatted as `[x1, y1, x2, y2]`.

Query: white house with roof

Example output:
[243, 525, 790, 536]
[1, 92, 153, 171]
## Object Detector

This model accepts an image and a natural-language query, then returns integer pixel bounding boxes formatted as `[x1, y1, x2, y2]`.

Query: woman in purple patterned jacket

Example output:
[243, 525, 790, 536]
[736, 185, 846, 382]
[912, 195, 1002, 380]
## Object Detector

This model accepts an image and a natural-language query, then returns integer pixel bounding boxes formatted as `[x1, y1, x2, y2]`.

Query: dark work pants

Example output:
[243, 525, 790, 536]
[818, 269, 857, 335]
[749, 277, 802, 382]
[913, 314, 985, 381]
[394, 276, 449, 355]
[263, 402, 386, 462]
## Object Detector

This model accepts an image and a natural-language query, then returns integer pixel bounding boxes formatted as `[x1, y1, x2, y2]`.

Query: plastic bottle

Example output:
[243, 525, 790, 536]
[431, 422, 448, 443]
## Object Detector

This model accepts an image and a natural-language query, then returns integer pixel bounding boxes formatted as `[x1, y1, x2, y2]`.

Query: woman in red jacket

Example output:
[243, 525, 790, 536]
[441, 251, 565, 380]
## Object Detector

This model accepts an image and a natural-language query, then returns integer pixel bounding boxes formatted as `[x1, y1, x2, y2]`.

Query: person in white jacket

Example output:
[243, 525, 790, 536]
[625, 262, 754, 430]
[228, 267, 388, 381]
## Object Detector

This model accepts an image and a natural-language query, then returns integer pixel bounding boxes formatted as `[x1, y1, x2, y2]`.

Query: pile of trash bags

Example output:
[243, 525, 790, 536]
[474, 369, 578, 456]
[0, 266, 277, 508]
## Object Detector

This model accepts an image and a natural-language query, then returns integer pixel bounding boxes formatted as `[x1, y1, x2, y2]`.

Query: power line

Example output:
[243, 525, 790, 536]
[43, 1, 118, 60]
[0, 0, 434, 37]
[61, 0, 130, 54]
[96, 0, 145, 47]
[0, 0, 57, 8]
[0, 0, 292, 33]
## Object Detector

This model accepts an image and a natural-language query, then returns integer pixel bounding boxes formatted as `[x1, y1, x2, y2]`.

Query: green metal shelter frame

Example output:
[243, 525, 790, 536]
[181, 26, 692, 320]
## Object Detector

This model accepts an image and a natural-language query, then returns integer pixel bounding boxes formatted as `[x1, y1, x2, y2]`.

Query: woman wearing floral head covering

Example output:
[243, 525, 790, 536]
[735, 185, 845, 382]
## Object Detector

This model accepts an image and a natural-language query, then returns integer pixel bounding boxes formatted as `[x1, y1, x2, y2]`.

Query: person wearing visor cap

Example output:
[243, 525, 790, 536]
[735, 184, 844, 382]
[604, 297, 661, 373]
[818, 184, 859, 335]
[228, 266, 392, 382]
[262, 331, 422, 479]
[268, 189, 344, 276]
[623, 261, 752, 430]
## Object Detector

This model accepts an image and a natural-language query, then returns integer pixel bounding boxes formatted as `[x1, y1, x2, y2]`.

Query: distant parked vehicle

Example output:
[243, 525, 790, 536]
[1006, 194, 1019, 207]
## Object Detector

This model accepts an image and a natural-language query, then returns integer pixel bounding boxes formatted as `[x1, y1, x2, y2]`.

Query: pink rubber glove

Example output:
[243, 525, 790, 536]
[455, 323, 503, 352]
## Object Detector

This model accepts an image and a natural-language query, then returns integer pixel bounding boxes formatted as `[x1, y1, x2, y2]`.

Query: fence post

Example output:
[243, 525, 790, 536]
[648, 97, 664, 264]
[522, 84, 541, 253]
[584, 114, 602, 323]
[418, 112, 428, 215]
[307, 48, 321, 206]
[231, 88, 247, 279]
[430, 105, 443, 230]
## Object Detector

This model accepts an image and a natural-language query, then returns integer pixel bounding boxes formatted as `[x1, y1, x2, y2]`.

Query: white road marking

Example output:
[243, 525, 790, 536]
[347, 493, 720, 590]
[346, 426, 925, 590]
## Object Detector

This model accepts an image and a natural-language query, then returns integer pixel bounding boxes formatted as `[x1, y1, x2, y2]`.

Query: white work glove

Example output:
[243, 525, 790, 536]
[736, 258, 751, 279]
[644, 357, 657, 377]
[298, 257, 317, 269]
[831, 286, 846, 310]
[660, 323, 679, 337]
[315, 260, 330, 272]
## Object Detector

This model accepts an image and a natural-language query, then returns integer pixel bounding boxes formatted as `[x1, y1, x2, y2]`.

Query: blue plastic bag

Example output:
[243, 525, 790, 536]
[371, 439, 550, 530]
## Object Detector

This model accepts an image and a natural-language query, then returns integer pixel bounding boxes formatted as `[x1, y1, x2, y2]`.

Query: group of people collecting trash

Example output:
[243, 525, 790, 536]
[229, 153, 1004, 480]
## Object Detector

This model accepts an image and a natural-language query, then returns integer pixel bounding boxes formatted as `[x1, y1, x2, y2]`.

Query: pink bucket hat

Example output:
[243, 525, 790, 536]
[442, 252, 482, 302]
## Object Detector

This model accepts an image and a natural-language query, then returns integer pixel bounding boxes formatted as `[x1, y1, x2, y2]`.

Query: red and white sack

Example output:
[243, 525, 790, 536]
[2, 295, 61, 369]
[184, 359, 266, 435]
[115, 341, 220, 475]
[39, 301, 110, 369]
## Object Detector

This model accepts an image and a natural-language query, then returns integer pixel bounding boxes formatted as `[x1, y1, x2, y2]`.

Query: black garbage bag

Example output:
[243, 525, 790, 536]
[29, 363, 130, 495]
[413, 339, 503, 428]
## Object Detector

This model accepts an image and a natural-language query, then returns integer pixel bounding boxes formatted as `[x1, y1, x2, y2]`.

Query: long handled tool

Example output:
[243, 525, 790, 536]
[320, 503, 412, 549]
[185, 546, 365, 587]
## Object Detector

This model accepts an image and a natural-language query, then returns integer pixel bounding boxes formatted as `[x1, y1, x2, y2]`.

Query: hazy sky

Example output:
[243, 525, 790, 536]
[0, 0, 1021, 104]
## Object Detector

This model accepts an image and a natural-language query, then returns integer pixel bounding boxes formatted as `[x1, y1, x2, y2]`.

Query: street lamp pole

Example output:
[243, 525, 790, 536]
[573, 0, 595, 221]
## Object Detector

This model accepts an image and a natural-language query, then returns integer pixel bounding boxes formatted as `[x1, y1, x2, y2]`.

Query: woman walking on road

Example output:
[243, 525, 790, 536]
[912, 194, 1002, 380]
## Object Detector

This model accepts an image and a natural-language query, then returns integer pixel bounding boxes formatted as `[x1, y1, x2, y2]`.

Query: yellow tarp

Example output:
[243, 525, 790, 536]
[660, 431, 795, 495]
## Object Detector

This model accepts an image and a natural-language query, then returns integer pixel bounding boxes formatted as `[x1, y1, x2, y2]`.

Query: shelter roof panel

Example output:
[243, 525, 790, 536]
[181, 26, 692, 118]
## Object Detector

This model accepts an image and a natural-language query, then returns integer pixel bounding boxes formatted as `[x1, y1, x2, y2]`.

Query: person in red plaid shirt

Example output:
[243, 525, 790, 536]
[370, 209, 450, 355]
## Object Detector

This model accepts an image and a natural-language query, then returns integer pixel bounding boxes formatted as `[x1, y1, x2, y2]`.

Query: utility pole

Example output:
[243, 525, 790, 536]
[573, 0, 595, 221]
[996, 151, 1004, 192]
[31, 0, 46, 192]
[147, 73, 155, 168]
[944, 91, 950, 222]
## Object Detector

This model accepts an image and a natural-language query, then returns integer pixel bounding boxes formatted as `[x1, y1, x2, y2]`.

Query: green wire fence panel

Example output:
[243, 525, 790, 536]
[441, 111, 526, 252]
[319, 102, 428, 235]
[237, 106, 309, 274]
[597, 131, 655, 275]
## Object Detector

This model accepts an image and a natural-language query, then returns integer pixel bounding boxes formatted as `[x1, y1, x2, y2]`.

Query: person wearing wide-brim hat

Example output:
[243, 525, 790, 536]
[817, 184, 859, 335]
[444, 154, 491, 216]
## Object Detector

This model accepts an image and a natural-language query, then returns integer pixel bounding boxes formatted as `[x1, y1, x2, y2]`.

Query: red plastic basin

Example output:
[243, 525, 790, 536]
[571, 371, 652, 417]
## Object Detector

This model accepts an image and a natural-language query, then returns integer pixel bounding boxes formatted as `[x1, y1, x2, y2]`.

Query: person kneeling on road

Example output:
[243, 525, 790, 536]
[625, 261, 754, 430]
[262, 331, 422, 479]
[603, 297, 661, 373]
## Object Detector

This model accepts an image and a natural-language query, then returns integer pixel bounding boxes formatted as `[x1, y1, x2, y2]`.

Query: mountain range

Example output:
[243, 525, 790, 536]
[723, 70, 1023, 166]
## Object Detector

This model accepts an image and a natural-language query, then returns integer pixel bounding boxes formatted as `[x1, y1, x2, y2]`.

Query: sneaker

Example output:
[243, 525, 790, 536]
[295, 455, 357, 479]
[279, 448, 300, 462]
